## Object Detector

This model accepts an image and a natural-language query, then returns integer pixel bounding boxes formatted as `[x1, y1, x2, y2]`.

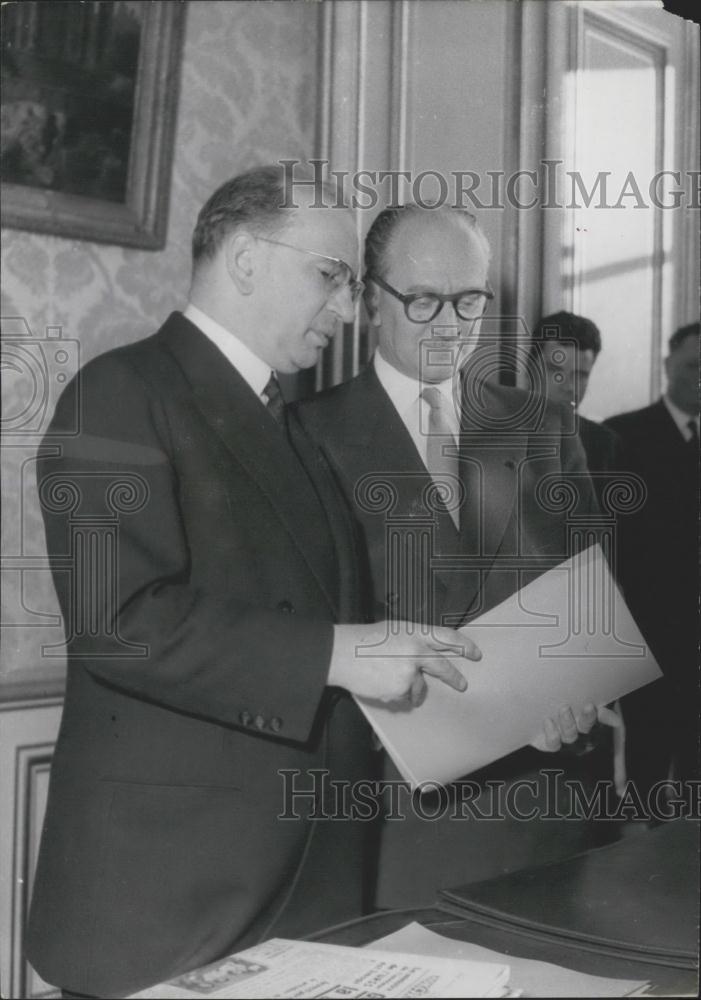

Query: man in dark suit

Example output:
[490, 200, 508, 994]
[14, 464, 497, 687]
[528, 311, 623, 494]
[26, 168, 477, 997]
[298, 204, 621, 907]
[605, 322, 699, 795]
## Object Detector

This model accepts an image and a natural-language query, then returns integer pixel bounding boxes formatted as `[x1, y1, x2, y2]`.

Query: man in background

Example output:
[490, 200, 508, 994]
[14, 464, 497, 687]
[529, 311, 623, 496]
[26, 168, 478, 998]
[299, 204, 620, 907]
[605, 322, 700, 797]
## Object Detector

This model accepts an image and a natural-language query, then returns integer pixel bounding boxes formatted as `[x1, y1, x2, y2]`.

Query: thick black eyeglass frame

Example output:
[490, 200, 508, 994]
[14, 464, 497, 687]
[367, 271, 494, 323]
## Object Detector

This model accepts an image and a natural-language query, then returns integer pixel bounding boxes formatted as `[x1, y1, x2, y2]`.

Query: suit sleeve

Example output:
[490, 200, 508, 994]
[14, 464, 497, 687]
[37, 355, 333, 744]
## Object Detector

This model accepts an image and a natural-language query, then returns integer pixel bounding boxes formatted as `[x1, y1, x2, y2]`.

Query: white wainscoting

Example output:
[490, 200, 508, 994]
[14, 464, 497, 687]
[0, 697, 62, 999]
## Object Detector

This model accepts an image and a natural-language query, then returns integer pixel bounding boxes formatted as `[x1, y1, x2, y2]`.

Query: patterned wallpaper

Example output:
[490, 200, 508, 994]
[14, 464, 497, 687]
[1, 0, 320, 688]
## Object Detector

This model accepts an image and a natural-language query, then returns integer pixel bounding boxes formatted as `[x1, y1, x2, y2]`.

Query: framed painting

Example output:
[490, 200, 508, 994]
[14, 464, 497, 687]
[1, 0, 186, 249]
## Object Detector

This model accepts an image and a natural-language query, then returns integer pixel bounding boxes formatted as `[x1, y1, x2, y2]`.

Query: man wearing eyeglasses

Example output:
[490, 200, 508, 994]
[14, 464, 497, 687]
[26, 169, 480, 998]
[298, 203, 617, 909]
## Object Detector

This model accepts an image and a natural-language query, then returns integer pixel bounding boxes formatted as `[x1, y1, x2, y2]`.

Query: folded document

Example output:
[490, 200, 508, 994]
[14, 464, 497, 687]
[354, 544, 662, 788]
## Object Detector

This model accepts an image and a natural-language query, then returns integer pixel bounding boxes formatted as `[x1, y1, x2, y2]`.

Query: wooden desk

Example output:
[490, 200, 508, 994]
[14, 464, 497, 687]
[309, 820, 699, 996]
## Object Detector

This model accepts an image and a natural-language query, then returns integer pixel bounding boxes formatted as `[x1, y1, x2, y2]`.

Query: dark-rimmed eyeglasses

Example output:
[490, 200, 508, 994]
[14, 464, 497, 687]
[257, 236, 365, 303]
[367, 272, 494, 323]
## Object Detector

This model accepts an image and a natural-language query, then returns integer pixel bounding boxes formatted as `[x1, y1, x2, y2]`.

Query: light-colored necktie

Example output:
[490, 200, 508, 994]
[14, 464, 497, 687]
[420, 385, 459, 528]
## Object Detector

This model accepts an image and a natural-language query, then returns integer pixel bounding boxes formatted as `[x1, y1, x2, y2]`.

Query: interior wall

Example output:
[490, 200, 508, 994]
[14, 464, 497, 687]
[1, 0, 320, 692]
[317, 1, 698, 403]
[404, 0, 519, 319]
[1, 0, 319, 355]
[316, 0, 521, 385]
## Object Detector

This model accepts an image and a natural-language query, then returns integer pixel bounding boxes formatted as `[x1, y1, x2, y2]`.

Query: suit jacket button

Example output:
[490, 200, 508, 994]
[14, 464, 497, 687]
[270, 717, 283, 733]
[254, 714, 266, 730]
[277, 600, 295, 614]
[239, 710, 252, 726]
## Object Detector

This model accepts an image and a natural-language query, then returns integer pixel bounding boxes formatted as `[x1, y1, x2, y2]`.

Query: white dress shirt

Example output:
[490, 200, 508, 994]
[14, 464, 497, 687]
[663, 395, 700, 443]
[183, 302, 272, 402]
[373, 349, 460, 468]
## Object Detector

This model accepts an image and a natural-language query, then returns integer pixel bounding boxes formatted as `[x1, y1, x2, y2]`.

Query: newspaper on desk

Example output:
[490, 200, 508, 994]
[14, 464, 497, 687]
[129, 936, 512, 999]
[369, 922, 651, 998]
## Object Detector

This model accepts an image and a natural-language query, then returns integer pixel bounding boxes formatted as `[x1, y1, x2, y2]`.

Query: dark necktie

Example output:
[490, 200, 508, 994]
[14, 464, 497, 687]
[687, 419, 699, 448]
[263, 373, 287, 431]
[421, 385, 460, 528]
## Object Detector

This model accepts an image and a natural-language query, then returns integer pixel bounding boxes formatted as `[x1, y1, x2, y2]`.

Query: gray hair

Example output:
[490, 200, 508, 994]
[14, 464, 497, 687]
[191, 164, 339, 264]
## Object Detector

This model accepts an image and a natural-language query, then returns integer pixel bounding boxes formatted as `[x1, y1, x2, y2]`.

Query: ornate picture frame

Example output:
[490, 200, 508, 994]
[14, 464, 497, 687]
[1, 1, 186, 250]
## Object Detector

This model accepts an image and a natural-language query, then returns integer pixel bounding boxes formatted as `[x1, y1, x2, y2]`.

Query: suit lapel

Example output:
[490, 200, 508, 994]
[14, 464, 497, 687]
[449, 378, 526, 619]
[653, 399, 694, 456]
[288, 413, 360, 621]
[159, 315, 341, 616]
[348, 368, 461, 549]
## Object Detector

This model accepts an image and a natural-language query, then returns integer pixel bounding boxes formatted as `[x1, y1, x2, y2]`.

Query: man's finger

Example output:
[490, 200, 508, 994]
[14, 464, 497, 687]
[575, 702, 597, 735]
[558, 706, 579, 743]
[419, 657, 468, 691]
[543, 716, 562, 751]
[429, 628, 482, 661]
[597, 705, 624, 729]
[409, 673, 427, 706]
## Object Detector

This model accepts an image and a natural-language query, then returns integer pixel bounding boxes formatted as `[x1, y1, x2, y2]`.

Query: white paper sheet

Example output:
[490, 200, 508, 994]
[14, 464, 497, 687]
[369, 922, 649, 997]
[354, 544, 662, 788]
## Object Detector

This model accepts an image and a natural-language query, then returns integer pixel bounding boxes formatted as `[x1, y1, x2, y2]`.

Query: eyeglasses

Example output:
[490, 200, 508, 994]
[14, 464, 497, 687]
[367, 272, 494, 323]
[257, 236, 365, 303]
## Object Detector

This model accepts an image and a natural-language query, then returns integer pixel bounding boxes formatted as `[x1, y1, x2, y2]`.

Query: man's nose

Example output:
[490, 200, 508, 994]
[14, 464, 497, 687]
[437, 301, 458, 321]
[327, 283, 357, 324]
[431, 301, 461, 333]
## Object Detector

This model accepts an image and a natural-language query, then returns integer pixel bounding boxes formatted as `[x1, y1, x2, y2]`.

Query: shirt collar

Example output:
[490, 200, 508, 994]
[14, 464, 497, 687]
[373, 348, 458, 421]
[184, 303, 272, 399]
[663, 394, 700, 442]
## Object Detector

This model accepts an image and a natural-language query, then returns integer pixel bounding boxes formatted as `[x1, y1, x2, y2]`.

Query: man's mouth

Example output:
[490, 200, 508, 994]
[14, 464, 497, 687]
[310, 330, 332, 348]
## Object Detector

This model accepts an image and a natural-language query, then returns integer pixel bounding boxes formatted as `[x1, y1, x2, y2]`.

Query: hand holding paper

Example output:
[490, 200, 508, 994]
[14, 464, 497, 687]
[353, 545, 660, 788]
[530, 702, 623, 752]
[329, 621, 479, 705]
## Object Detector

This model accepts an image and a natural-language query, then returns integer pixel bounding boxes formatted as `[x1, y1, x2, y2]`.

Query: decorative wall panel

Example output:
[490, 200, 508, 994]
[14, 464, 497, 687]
[1, 0, 320, 694]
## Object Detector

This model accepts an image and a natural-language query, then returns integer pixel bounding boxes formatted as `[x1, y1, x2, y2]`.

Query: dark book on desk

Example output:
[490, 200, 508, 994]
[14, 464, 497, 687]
[440, 820, 699, 970]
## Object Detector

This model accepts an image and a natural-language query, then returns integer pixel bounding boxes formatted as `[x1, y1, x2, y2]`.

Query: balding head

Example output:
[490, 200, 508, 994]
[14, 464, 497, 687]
[364, 204, 492, 383]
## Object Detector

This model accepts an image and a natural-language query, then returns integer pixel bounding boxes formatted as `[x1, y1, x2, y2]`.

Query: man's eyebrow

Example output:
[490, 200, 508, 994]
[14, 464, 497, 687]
[403, 283, 440, 293]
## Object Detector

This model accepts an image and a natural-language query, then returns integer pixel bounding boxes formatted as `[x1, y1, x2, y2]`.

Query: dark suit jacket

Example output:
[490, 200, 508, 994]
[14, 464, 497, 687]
[298, 364, 598, 628]
[577, 413, 624, 498]
[297, 364, 611, 904]
[604, 399, 697, 682]
[27, 313, 374, 996]
[604, 399, 699, 785]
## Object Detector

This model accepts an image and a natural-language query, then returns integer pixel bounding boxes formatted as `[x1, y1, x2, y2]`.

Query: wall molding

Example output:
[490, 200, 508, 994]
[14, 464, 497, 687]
[314, 0, 415, 386]
[0, 701, 62, 998]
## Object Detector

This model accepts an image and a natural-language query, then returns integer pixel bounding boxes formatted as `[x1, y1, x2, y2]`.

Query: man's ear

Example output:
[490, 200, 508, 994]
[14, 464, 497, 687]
[365, 283, 382, 327]
[663, 354, 671, 384]
[224, 231, 256, 294]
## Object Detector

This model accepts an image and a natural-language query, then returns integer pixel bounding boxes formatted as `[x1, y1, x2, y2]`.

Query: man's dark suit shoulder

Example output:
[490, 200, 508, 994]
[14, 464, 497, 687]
[577, 414, 623, 474]
[52, 314, 192, 423]
[297, 364, 574, 436]
[296, 365, 379, 431]
[604, 399, 671, 448]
